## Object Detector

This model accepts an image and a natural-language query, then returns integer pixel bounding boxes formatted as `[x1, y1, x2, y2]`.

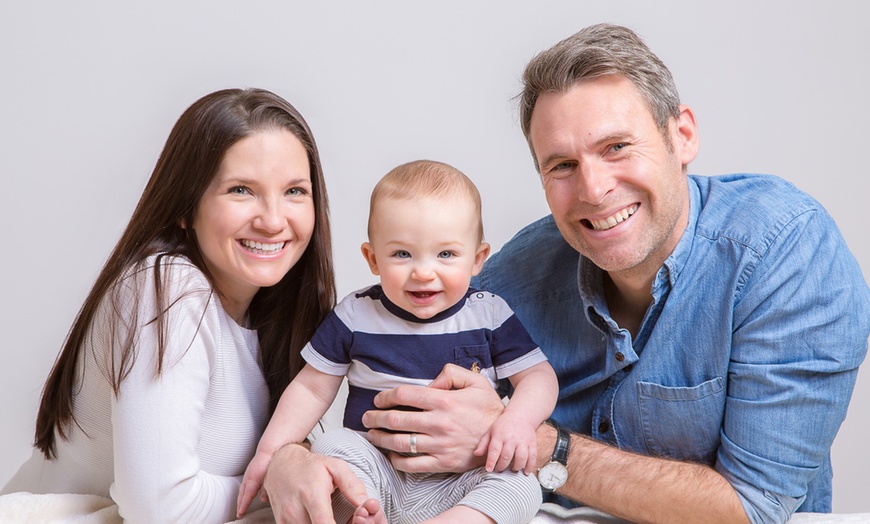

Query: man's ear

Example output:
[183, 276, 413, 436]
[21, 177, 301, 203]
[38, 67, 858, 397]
[673, 104, 700, 168]
[360, 242, 380, 276]
[470, 242, 491, 277]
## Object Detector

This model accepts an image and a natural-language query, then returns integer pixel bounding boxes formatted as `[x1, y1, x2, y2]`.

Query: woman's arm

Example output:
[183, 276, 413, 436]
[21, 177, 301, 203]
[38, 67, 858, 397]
[262, 441, 368, 524]
[109, 276, 242, 523]
[237, 365, 343, 516]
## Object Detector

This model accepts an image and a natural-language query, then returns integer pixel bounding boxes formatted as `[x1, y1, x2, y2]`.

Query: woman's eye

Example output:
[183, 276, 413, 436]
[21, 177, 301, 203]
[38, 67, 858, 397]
[229, 186, 250, 195]
[287, 187, 309, 197]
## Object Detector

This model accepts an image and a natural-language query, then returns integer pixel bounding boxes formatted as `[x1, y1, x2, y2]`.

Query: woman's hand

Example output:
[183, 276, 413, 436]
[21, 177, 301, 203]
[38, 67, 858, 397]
[262, 442, 367, 524]
[361, 363, 504, 473]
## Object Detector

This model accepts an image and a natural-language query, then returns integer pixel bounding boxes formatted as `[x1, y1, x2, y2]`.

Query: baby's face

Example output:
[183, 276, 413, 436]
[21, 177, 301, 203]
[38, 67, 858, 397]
[361, 195, 489, 319]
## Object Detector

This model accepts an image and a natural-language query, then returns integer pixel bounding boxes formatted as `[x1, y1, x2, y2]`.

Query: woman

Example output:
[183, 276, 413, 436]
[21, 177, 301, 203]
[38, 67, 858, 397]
[2, 88, 336, 523]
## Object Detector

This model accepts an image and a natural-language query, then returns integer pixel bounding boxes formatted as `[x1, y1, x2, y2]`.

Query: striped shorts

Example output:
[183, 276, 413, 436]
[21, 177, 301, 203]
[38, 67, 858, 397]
[311, 427, 542, 524]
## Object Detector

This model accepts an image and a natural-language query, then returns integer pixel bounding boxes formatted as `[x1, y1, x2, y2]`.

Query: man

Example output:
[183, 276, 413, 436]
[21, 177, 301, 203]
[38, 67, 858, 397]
[263, 24, 869, 524]
[360, 24, 869, 524]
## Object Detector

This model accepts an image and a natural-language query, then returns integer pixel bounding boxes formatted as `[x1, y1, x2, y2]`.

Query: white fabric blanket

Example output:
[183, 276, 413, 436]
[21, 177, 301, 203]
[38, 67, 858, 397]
[1, 493, 868, 523]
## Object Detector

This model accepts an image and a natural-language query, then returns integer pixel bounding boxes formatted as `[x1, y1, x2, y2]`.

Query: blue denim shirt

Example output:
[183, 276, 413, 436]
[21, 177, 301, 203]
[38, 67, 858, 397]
[474, 174, 869, 524]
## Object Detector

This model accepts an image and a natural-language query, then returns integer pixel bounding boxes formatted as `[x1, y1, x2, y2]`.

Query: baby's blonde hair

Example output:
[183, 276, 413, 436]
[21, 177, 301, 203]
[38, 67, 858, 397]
[368, 160, 484, 242]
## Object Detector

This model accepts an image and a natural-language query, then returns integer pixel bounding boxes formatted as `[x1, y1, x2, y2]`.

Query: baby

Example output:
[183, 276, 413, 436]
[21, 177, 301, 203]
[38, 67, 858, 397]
[238, 160, 558, 523]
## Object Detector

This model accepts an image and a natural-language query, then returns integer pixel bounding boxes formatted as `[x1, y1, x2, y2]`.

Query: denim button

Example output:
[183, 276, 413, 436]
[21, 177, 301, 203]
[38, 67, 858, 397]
[599, 420, 610, 433]
[615, 352, 625, 362]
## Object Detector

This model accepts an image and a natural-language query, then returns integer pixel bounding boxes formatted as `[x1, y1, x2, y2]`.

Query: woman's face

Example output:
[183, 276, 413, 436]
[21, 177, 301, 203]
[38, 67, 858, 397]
[190, 129, 315, 323]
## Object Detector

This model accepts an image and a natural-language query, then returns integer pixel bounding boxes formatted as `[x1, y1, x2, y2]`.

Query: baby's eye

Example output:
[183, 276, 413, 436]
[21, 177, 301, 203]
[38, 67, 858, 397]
[437, 251, 454, 259]
[393, 250, 411, 259]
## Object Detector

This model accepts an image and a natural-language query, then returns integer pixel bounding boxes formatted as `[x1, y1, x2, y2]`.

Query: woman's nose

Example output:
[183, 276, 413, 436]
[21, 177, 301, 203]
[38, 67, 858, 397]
[253, 199, 285, 233]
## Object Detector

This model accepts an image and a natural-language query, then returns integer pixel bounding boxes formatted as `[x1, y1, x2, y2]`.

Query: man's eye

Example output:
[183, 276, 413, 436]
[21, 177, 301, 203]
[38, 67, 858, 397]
[547, 162, 575, 179]
[611, 143, 627, 152]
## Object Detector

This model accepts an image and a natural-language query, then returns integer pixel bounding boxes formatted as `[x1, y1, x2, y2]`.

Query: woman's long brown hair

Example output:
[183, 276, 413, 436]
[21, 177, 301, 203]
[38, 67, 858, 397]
[35, 88, 335, 458]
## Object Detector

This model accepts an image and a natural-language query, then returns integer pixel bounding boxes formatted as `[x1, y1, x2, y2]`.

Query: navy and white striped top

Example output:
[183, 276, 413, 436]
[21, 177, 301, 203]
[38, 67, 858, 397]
[301, 285, 547, 431]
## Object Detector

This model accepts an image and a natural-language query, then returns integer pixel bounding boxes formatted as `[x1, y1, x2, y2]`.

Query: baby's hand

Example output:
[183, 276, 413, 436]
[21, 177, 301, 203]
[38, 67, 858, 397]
[474, 412, 538, 475]
[237, 450, 272, 518]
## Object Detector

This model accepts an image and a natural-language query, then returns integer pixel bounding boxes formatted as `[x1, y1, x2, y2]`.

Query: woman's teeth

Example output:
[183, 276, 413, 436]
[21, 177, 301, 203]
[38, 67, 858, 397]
[240, 239, 285, 253]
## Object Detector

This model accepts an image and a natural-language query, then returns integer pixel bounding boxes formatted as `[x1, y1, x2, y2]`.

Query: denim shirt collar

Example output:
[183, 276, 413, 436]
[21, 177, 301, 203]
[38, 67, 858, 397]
[577, 177, 701, 334]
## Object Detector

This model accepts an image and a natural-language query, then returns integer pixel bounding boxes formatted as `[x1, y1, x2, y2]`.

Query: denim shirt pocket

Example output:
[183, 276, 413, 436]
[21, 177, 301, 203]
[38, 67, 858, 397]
[454, 344, 493, 374]
[636, 377, 725, 464]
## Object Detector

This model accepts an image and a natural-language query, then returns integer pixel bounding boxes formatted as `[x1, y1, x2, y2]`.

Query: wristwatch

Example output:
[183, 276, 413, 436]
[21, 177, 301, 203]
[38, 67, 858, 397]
[537, 420, 570, 492]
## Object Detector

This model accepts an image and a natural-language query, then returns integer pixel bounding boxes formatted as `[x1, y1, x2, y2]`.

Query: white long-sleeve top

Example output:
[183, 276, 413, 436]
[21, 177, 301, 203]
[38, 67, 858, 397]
[3, 255, 270, 523]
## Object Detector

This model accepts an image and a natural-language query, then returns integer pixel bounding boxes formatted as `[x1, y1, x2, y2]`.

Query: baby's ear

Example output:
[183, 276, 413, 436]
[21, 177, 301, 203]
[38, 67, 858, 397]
[360, 242, 380, 276]
[471, 242, 491, 277]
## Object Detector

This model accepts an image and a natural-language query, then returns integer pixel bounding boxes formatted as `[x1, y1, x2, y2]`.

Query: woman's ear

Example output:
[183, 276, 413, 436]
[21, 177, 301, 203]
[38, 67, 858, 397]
[360, 242, 380, 276]
[179, 217, 187, 230]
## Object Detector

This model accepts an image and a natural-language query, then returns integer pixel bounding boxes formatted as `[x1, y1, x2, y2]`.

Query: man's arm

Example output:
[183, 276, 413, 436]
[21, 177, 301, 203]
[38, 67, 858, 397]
[536, 423, 750, 524]
[363, 363, 504, 473]
[365, 365, 750, 524]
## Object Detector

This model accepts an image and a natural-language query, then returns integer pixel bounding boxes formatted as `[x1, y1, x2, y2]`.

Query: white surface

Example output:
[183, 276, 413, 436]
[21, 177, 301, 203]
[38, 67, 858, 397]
[1, 494, 867, 524]
[1, 0, 867, 514]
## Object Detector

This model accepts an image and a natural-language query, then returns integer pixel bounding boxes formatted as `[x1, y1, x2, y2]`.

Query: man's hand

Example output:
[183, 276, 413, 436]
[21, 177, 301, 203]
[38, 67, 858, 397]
[261, 442, 367, 524]
[361, 363, 504, 473]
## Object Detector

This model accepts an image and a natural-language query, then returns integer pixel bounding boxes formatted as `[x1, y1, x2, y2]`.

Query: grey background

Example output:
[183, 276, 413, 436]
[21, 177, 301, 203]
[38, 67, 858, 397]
[1, 0, 868, 513]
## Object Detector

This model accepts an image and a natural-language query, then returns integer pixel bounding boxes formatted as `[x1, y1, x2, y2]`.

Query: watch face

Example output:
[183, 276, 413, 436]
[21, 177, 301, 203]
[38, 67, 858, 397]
[537, 461, 568, 491]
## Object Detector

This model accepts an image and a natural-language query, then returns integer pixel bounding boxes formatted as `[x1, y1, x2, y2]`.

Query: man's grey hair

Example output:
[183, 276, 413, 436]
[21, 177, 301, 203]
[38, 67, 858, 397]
[518, 24, 681, 170]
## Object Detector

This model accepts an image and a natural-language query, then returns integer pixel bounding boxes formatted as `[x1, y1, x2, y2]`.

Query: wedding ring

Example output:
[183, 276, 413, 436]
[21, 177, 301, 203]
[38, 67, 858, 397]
[409, 433, 418, 454]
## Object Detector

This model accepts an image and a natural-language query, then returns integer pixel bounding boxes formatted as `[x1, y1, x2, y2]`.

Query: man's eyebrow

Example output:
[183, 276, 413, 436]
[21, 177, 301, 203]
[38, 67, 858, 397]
[539, 152, 571, 171]
[539, 132, 632, 168]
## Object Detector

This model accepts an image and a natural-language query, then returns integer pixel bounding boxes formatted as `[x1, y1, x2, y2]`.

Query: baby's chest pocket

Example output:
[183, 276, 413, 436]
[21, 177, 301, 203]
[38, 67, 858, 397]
[454, 344, 493, 374]
[636, 377, 725, 465]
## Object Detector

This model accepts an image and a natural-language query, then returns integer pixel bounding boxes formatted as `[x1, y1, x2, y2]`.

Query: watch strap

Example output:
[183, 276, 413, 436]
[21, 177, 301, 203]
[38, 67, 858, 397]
[549, 420, 570, 465]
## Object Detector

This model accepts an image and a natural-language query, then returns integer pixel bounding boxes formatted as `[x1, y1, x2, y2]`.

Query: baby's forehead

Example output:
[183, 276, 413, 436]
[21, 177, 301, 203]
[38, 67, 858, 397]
[374, 190, 475, 213]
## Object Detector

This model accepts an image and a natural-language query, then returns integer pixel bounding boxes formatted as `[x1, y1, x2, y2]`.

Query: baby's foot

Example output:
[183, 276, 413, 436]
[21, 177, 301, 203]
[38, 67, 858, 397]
[350, 498, 387, 524]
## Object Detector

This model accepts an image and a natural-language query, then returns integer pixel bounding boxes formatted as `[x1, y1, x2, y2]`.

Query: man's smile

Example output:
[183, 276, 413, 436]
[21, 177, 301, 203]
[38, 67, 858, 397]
[583, 204, 639, 231]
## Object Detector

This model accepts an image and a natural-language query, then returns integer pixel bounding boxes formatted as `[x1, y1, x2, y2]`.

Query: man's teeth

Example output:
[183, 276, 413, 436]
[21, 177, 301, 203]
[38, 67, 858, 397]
[589, 205, 638, 231]
[241, 240, 285, 253]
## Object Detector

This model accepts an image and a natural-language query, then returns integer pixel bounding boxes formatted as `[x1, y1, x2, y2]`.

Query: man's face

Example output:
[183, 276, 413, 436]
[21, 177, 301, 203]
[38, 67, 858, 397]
[529, 75, 698, 281]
